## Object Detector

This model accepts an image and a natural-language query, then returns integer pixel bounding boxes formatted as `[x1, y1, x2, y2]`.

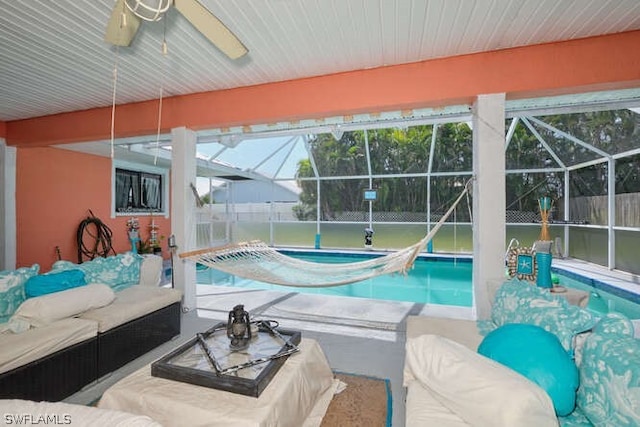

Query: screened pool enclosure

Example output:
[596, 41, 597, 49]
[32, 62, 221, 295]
[185, 91, 640, 276]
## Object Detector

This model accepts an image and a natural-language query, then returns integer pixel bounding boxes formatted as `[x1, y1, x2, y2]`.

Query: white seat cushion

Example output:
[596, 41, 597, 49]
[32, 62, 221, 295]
[78, 286, 181, 333]
[0, 317, 97, 374]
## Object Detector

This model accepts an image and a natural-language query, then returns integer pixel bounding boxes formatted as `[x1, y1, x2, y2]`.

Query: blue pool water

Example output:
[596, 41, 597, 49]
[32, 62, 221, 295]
[196, 249, 640, 316]
[550, 267, 640, 319]
[197, 250, 474, 306]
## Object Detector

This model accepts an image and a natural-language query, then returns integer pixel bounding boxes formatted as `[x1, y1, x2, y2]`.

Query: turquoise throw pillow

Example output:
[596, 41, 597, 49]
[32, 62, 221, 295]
[478, 323, 579, 417]
[25, 269, 86, 298]
[0, 265, 40, 319]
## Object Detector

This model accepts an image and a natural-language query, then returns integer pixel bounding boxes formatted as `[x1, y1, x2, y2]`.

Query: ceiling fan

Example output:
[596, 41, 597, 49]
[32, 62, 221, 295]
[104, 0, 248, 59]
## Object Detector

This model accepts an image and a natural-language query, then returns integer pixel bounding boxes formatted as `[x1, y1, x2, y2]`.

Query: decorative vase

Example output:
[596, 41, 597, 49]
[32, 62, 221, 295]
[128, 230, 140, 254]
[536, 252, 553, 289]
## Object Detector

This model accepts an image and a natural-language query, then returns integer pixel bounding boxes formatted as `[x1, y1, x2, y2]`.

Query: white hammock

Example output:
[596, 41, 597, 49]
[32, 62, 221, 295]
[180, 181, 471, 287]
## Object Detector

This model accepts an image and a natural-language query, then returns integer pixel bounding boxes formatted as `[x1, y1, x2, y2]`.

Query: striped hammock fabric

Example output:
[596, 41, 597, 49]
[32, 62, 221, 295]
[180, 181, 471, 288]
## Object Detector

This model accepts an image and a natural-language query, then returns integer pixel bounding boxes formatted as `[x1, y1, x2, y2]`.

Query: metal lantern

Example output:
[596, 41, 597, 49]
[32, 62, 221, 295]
[226, 304, 252, 351]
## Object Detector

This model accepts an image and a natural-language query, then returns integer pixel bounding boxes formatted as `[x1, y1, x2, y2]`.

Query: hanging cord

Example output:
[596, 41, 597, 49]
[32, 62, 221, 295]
[505, 177, 548, 210]
[190, 182, 205, 208]
[110, 46, 120, 159]
[109, 3, 128, 158]
[154, 19, 169, 165]
[466, 178, 473, 226]
[77, 210, 116, 263]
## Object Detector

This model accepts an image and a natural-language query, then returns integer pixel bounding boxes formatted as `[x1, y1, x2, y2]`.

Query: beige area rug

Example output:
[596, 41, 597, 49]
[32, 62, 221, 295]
[321, 373, 392, 427]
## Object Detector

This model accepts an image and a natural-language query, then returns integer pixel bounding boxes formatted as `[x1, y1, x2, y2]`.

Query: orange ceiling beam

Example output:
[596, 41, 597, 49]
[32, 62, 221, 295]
[7, 30, 640, 147]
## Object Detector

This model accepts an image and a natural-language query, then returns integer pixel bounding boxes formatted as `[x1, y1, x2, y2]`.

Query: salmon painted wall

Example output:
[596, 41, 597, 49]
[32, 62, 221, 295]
[5, 30, 640, 147]
[16, 147, 170, 270]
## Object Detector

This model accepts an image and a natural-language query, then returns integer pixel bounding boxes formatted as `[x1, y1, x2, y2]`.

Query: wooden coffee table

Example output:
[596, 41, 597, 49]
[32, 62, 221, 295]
[98, 338, 338, 427]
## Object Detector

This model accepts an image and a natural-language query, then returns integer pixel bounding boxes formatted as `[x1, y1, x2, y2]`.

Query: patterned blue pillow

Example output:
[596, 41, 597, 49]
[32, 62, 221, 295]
[51, 252, 143, 291]
[0, 265, 40, 319]
[558, 408, 593, 426]
[592, 312, 634, 337]
[490, 280, 597, 351]
[576, 327, 640, 426]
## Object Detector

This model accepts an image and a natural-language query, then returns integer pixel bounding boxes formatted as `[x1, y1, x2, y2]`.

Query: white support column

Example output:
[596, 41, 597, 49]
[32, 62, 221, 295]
[171, 127, 197, 312]
[0, 140, 16, 270]
[472, 93, 506, 320]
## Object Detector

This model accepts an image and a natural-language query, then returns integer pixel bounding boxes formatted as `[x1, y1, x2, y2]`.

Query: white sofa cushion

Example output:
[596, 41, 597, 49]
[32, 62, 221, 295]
[405, 380, 471, 427]
[405, 334, 558, 427]
[9, 283, 115, 330]
[0, 317, 97, 374]
[79, 286, 182, 332]
[138, 255, 163, 287]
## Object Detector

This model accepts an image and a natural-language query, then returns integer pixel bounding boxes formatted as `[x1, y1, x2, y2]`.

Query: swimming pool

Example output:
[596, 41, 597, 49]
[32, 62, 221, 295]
[196, 249, 640, 317]
[551, 267, 640, 319]
[196, 250, 474, 306]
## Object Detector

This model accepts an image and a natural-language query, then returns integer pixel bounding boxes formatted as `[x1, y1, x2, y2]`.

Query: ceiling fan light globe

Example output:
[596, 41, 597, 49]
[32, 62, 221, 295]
[125, 0, 172, 22]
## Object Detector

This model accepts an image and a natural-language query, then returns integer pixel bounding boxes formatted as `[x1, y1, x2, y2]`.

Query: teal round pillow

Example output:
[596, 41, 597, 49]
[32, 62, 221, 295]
[478, 323, 579, 416]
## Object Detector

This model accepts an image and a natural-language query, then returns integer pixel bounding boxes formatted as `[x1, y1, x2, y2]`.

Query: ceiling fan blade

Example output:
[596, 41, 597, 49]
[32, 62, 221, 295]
[174, 0, 248, 59]
[104, 0, 141, 46]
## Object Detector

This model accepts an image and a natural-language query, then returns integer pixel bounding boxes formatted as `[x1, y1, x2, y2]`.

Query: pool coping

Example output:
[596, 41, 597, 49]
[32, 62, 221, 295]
[553, 258, 640, 305]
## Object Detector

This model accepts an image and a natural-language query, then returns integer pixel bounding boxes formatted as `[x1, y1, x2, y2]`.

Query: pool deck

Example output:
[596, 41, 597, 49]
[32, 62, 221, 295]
[196, 284, 475, 342]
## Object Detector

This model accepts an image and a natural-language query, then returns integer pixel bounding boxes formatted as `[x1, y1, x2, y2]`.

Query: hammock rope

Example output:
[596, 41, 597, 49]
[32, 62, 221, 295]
[180, 179, 472, 287]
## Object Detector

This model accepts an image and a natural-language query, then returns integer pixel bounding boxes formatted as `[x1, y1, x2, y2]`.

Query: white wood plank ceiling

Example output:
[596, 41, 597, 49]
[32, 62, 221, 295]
[1, 0, 639, 122]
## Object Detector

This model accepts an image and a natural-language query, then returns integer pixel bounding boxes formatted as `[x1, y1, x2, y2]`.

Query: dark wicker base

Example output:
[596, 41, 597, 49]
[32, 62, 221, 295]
[97, 301, 181, 377]
[0, 301, 181, 402]
[0, 337, 97, 402]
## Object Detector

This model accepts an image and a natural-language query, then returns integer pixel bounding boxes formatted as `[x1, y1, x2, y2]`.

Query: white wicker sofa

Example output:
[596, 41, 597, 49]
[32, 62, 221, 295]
[0, 253, 182, 402]
[403, 280, 640, 427]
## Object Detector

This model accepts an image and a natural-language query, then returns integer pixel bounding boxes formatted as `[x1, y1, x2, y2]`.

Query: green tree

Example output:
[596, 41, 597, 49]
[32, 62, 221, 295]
[294, 110, 639, 222]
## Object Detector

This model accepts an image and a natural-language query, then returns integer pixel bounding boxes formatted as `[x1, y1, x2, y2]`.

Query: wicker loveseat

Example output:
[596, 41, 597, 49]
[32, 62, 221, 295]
[0, 253, 182, 402]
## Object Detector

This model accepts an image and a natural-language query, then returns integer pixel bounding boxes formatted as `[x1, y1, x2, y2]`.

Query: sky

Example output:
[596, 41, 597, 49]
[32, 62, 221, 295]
[195, 135, 309, 195]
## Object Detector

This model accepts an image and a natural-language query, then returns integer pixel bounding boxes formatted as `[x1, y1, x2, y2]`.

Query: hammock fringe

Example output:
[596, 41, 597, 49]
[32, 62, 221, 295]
[179, 179, 472, 287]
